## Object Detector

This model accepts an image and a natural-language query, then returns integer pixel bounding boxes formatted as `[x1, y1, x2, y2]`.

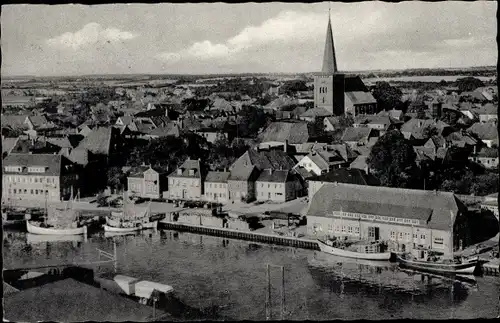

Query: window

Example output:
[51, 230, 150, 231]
[24, 189, 27, 194]
[420, 234, 426, 241]
[390, 231, 396, 240]
[355, 227, 360, 235]
[35, 178, 38, 183]
[398, 232, 403, 239]
[28, 166, 45, 173]
[434, 237, 444, 244]
[348, 226, 353, 234]
[405, 232, 410, 241]
[209, 183, 212, 188]
[13, 189, 17, 194]
[219, 184, 222, 188]
[341, 226, 346, 233]
[328, 224, 333, 232]
[261, 183, 263, 187]
[268, 184, 270, 188]
[334, 225, 340, 233]
[31, 189, 34, 194]
[5, 166, 21, 172]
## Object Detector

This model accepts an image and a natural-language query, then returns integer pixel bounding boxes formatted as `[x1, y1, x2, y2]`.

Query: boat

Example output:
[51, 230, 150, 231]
[27, 221, 88, 235]
[396, 252, 479, 275]
[104, 194, 157, 232]
[103, 220, 158, 233]
[26, 188, 87, 236]
[317, 238, 392, 261]
[396, 210, 480, 275]
[310, 249, 394, 269]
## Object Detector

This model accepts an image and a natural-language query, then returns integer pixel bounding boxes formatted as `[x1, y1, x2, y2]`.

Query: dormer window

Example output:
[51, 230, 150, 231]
[5, 166, 22, 172]
[28, 166, 46, 173]
[177, 168, 183, 175]
[189, 169, 195, 176]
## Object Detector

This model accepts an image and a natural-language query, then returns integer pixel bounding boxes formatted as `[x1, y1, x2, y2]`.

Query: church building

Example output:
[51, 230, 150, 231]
[313, 15, 378, 117]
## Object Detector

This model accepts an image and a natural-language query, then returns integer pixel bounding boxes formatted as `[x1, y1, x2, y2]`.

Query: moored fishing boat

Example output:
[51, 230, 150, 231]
[26, 188, 87, 236]
[317, 238, 392, 261]
[396, 252, 479, 275]
[27, 221, 88, 235]
[103, 220, 158, 233]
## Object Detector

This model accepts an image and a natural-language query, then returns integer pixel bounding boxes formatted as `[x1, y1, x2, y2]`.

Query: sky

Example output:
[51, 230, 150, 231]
[1, 2, 497, 77]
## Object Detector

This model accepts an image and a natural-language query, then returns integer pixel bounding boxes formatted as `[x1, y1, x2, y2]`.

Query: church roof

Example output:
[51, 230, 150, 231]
[321, 16, 338, 73]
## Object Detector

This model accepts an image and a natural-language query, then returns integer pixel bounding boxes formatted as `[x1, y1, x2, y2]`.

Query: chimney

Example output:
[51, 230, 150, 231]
[268, 169, 272, 175]
[284, 140, 288, 153]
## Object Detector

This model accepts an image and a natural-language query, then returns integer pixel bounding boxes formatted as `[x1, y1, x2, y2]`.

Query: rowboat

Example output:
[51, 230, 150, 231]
[396, 254, 479, 275]
[103, 221, 158, 233]
[317, 239, 392, 261]
[26, 221, 88, 236]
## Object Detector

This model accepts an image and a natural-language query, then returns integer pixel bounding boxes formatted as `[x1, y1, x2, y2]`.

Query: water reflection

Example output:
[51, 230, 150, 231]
[307, 251, 471, 309]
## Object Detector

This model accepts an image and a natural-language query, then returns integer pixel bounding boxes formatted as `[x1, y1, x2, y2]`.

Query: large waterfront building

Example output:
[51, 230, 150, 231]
[307, 182, 471, 257]
[2, 153, 78, 202]
[313, 14, 377, 117]
[204, 171, 230, 204]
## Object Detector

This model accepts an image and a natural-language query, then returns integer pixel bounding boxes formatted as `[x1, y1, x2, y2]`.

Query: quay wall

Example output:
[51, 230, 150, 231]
[159, 220, 319, 250]
[482, 261, 500, 276]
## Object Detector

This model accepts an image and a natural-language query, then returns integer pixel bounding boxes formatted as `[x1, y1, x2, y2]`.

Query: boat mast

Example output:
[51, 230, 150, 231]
[450, 210, 454, 258]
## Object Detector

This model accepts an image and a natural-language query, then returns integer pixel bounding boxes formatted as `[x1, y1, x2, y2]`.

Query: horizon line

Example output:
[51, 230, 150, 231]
[1, 65, 497, 79]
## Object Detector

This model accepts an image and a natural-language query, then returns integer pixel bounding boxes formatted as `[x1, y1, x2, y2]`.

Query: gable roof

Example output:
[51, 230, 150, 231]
[345, 91, 377, 105]
[256, 169, 290, 183]
[349, 155, 369, 171]
[146, 123, 180, 138]
[75, 127, 116, 155]
[468, 122, 498, 140]
[68, 147, 90, 165]
[307, 183, 465, 230]
[299, 107, 332, 118]
[3, 153, 66, 176]
[259, 121, 310, 144]
[205, 171, 230, 183]
[475, 147, 498, 158]
[377, 109, 403, 120]
[28, 115, 48, 128]
[354, 115, 401, 128]
[341, 127, 373, 142]
[2, 137, 19, 155]
[264, 96, 299, 110]
[475, 103, 497, 115]
[1, 115, 28, 130]
[169, 158, 203, 178]
[307, 167, 380, 186]
[46, 137, 73, 149]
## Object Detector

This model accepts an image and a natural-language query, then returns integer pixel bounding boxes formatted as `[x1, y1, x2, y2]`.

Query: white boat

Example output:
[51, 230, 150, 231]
[103, 220, 158, 233]
[26, 233, 86, 244]
[26, 221, 87, 235]
[311, 250, 393, 268]
[317, 239, 392, 261]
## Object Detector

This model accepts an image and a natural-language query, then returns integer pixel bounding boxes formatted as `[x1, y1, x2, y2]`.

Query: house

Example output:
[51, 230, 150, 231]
[298, 107, 332, 122]
[323, 116, 342, 132]
[481, 193, 498, 219]
[127, 166, 167, 199]
[294, 144, 356, 176]
[353, 115, 401, 136]
[78, 124, 95, 137]
[209, 97, 234, 113]
[196, 128, 229, 144]
[143, 123, 180, 139]
[227, 149, 296, 202]
[400, 119, 452, 140]
[259, 121, 310, 145]
[344, 91, 378, 116]
[467, 122, 498, 147]
[115, 116, 135, 127]
[74, 127, 123, 158]
[2, 154, 78, 202]
[167, 158, 204, 201]
[255, 169, 302, 202]
[445, 130, 478, 148]
[307, 168, 380, 200]
[307, 183, 471, 257]
[476, 103, 497, 123]
[377, 109, 404, 121]
[264, 96, 299, 111]
[341, 127, 374, 147]
[204, 171, 230, 204]
[469, 147, 498, 169]
[349, 155, 370, 173]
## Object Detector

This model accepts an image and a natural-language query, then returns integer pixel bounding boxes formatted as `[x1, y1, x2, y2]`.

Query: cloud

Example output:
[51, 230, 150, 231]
[156, 10, 327, 63]
[46, 22, 138, 50]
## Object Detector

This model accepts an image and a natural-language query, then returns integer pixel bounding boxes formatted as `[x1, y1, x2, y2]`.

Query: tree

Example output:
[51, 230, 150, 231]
[107, 167, 126, 193]
[422, 125, 439, 139]
[238, 106, 274, 138]
[470, 173, 498, 196]
[371, 81, 403, 111]
[456, 77, 484, 92]
[367, 130, 419, 188]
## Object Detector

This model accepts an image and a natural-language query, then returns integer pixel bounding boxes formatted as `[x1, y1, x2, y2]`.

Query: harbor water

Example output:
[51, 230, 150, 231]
[3, 228, 500, 320]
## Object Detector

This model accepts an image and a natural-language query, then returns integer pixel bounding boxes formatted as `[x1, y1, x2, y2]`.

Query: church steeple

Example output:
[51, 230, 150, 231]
[321, 12, 338, 74]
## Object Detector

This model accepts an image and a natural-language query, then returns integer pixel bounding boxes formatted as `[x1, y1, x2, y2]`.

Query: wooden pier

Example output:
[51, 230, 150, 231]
[160, 221, 320, 250]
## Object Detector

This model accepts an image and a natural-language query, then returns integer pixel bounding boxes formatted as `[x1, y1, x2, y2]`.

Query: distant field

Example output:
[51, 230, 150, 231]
[363, 75, 496, 83]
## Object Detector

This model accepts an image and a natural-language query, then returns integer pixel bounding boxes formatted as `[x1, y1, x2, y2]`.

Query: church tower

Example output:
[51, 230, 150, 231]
[314, 13, 346, 116]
